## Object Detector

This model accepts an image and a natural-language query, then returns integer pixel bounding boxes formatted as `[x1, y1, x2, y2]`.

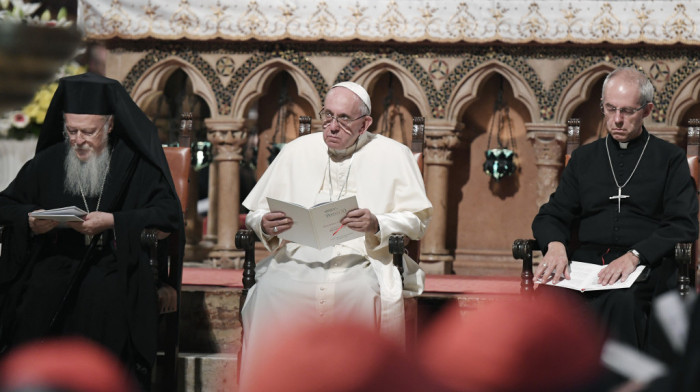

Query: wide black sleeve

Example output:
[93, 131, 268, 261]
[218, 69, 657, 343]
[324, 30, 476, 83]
[531, 149, 583, 254]
[632, 149, 699, 263]
[0, 157, 43, 286]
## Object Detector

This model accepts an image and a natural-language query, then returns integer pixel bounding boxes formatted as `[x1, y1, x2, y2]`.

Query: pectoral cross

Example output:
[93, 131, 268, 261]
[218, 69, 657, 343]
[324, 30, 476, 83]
[84, 234, 103, 247]
[609, 187, 629, 213]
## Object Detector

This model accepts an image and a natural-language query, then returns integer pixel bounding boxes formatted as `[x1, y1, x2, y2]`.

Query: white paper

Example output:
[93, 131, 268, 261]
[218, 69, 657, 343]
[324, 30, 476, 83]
[29, 206, 87, 222]
[545, 261, 646, 292]
[266, 196, 363, 249]
[601, 340, 667, 383]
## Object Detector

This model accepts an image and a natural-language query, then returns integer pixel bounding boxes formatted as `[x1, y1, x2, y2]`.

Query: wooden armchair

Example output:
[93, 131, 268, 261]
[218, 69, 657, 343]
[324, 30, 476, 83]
[141, 113, 192, 391]
[389, 117, 425, 281]
[512, 118, 698, 297]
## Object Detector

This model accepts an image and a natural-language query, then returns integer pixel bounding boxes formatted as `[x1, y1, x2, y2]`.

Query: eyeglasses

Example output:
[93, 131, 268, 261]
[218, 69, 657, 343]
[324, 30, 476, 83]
[600, 103, 647, 117]
[64, 117, 110, 140]
[319, 109, 366, 130]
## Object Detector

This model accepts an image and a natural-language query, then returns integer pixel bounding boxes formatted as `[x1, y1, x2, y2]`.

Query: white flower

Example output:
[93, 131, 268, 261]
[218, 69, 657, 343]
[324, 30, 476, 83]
[0, 0, 71, 26]
[9, 111, 29, 128]
[0, 115, 10, 137]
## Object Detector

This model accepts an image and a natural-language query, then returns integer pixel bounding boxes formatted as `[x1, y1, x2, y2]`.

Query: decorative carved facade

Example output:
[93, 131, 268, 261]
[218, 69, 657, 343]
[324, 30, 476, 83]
[79, 0, 700, 275]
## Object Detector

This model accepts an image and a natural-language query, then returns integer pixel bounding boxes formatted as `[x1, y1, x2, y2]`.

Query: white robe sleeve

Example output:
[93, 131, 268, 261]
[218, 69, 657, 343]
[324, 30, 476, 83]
[245, 208, 282, 252]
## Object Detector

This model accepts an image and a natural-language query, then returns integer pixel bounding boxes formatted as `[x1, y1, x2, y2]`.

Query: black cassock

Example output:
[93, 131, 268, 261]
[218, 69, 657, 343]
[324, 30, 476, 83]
[0, 138, 181, 376]
[533, 128, 698, 351]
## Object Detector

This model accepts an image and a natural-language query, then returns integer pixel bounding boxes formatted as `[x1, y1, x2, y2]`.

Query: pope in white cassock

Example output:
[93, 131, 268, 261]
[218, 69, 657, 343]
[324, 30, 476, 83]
[239, 82, 432, 386]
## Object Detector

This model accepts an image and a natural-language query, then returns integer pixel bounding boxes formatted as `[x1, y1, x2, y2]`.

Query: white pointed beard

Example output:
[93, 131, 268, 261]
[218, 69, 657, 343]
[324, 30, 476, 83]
[64, 143, 111, 198]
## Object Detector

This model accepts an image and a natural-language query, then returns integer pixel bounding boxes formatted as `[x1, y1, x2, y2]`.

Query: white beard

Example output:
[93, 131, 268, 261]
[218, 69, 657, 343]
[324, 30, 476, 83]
[64, 143, 111, 197]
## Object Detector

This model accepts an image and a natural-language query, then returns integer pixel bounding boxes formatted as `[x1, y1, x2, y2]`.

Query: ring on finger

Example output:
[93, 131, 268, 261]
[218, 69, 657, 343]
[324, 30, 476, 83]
[273, 226, 278, 233]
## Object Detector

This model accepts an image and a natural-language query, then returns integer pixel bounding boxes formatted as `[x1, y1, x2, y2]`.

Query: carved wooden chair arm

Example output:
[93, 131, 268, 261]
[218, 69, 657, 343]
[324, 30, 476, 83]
[140, 228, 176, 314]
[388, 233, 408, 286]
[675, 242, 693, 297]
[236, 228, 256, 323]
[511, 238, 539, 294]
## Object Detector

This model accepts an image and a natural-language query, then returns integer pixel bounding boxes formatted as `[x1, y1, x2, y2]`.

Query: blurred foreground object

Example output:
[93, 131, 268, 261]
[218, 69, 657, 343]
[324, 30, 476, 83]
[419, 292, 605, 392]
[0, 1, 81, 114]
[0, 337, 136, 392]
[244, 321, 438, 392]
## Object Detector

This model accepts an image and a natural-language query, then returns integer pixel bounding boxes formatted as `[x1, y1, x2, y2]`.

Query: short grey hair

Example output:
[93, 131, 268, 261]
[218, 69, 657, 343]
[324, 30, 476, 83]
[601, 67, 654, 106]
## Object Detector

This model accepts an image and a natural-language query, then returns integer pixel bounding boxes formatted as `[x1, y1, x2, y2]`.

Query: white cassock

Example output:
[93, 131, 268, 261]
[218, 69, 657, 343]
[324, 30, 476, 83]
[238, 131, 432, 385]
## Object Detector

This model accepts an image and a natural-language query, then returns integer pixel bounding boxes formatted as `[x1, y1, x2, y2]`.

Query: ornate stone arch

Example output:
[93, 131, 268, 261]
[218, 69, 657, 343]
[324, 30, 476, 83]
[555, 63, 614, 124]
[230, 58, 322, 120]
[130, 57, 218, 116]
[667, 69, 700, 126]
[445, 60, 538, 122]
[351, 59, 431, 118]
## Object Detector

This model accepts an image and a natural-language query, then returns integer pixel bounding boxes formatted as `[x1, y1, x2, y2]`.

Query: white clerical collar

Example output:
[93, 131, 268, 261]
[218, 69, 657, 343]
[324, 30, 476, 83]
[619, 142, 629, 149]
[328, 132, 373, 159]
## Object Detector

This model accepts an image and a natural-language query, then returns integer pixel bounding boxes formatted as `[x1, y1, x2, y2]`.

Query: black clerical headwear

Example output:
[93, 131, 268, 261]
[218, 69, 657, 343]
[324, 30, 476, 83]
[35, 72, 175, 196]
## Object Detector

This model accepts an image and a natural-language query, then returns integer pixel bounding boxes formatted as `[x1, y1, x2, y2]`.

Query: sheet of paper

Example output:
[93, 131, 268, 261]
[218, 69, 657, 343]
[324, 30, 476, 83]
[546, 261, 646, 292]
[29, 206, 87, 222]
[266, 196, 363, 249]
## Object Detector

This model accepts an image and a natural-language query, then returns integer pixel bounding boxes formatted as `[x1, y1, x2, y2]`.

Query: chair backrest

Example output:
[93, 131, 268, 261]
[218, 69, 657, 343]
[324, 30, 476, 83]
[686, 118, 699, 291]
[406, 117, 425, 262]
[566, 118, 580, 165]
[164, 147, 191, 213]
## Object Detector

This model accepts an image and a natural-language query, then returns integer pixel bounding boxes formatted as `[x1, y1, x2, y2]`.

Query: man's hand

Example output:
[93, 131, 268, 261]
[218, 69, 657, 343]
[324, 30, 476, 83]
[28, 210, 59, 235]
[262, 211, 293, 236]
[66, 211, 114, 237]
[341, 208, 379, 233]
[533, 241, 571, 284]
[158, 283, 178, 314]
[597, 252, 639, 286]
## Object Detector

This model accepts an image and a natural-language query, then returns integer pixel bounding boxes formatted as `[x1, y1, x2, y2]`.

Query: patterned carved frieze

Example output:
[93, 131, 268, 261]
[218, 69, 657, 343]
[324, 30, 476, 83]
[80, 0, 700, 45]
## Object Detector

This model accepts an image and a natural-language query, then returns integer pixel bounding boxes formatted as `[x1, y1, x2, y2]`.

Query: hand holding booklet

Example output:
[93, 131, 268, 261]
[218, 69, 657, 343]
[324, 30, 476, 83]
[266, 196, 363, 249]
[28, 206, 87, 222]
[546, 261, 646, 292]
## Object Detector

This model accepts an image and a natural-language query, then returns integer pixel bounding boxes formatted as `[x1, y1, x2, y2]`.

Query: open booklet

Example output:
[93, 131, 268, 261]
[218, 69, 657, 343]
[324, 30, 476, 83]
[266, 196, 363, 249]
[28, 206, 87, 222]
[545, 261, 646, 292]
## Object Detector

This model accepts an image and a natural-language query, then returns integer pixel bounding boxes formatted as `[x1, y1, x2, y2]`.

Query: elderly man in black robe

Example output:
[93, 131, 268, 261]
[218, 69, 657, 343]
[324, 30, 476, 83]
[0, 73, 184, 388]
[532, 67, 698, 353]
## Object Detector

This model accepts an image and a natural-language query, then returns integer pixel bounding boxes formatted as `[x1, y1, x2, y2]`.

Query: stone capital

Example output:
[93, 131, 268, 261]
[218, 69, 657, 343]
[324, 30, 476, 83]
[525, 123, 569, 207]
[424, 121, 465, 166]
[206, 118, 248, 161]
[526, 123, 567, 167]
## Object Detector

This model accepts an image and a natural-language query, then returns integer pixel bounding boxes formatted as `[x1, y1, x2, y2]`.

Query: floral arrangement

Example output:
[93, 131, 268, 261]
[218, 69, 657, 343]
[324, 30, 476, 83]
[0, 62, 86, 139]
[0, 0, 71, 27]
[0, 0, 79, 139]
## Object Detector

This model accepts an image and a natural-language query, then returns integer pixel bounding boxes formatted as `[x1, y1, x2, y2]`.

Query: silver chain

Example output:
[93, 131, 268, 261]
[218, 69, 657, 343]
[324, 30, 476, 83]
[604, 133, 650, 190]
[78, 153, 112, 214]
[79, 169, 109, 214]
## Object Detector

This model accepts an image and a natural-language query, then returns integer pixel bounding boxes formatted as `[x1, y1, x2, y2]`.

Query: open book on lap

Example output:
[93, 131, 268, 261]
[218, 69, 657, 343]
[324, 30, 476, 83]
[545, 261, 646, 292]
[266, 196, 363, 249]
[29, 206, 87, 222]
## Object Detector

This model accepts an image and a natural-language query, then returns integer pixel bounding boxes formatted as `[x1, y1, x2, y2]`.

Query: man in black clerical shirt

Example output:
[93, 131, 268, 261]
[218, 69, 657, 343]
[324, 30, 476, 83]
[0, 73, 184, 388]
[532, 67, 698, 351]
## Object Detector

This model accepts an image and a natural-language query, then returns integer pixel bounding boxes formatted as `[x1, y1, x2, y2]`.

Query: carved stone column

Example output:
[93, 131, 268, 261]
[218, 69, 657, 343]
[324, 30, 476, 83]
[206, 118, 248, 268]
[421, 122, 464, 274]
[202, 147, 218, 247]
[525, 123, 567, 208]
